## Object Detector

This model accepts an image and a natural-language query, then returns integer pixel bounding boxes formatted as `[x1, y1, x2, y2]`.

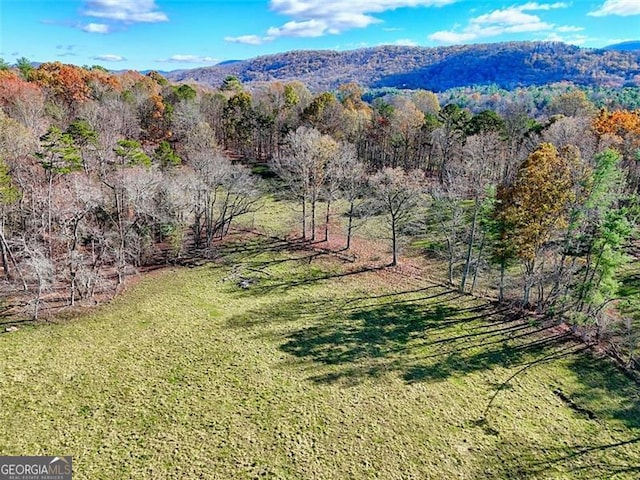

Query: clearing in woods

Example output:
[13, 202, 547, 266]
[0, 235, 639, 479]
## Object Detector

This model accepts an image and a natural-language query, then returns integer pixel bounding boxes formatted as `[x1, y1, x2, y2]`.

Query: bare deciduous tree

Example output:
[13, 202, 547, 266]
[23, 242, 54, 320]
[188, 153, 260, 252]
[370, 167, 423, 266]
[270, 127, 337, 241]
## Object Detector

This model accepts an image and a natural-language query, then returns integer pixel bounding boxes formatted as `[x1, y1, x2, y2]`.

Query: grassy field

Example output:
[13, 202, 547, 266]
[618, 260, 640, 365]
[1, 236, 639, 479]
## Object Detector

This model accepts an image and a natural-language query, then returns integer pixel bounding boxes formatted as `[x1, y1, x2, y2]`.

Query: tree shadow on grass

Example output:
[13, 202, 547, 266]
[185, 234, 333, 272]
[280, 293, 640, 475]
[228, 279, 640, 474]
[471, 434, 640, 479]
[230, 285, 578, 387]
[561, 354, 640, 430]
[226, 285, 457, 330]
[212, 236, 306, 263]
[0, 315, 36, 330]
[461, 327, 640, 477]
[210, 234, 393, 298]
[214, 233, 361, 269]
[244, 264, 387, 296]
[283, 299, 574, 386]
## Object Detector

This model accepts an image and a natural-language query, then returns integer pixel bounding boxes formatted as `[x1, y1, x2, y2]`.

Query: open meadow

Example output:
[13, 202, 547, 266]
[1, 233, 639, 479]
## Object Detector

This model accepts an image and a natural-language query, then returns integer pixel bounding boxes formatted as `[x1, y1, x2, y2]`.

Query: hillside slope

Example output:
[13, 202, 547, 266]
[167, 41, 640, 92]
[604, 41, 640, 51]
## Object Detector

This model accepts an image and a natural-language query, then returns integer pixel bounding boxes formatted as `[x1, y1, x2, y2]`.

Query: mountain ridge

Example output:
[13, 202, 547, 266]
[603, 40, 640, 51]
[166, 41, 640, 92]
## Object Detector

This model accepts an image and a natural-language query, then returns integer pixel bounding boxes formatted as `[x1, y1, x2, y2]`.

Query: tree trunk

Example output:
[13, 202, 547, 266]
[311, 190, 317, 241]
[498, 257, 506, 302]
[345, 200, 355, 251]
[0, 229, 27, 290]
[218, 192, 231, 239]
[391, 215, 397, 266]
[0, 231, 10, 280]
[69, 218, 81, 306]
[446, 238, 454, 285]
[193, 190, 204, 248]
[460, 197, 479, 293]
[470, 232, 485, 294]
[301, 196, 307, 240]
[324, 198, 331, 243]
[114, 186, 126, 290]
[523, 260, 535, 307]
[33, 271, 43, 321]
[578, 245, 603, 313]
[193, 210, 203, 248]
[47, 171, 54, 257]
[536, 255, 547, 312]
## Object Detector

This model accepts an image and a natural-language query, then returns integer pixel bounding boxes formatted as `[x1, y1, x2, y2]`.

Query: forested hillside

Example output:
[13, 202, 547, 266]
[168, 41, 640, 92]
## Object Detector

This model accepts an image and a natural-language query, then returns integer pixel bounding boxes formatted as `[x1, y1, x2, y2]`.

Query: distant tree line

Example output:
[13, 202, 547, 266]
[167, 42, 640, 93]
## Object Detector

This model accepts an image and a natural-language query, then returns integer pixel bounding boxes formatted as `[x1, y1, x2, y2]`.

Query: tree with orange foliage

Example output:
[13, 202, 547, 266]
[592, 108, 640, 190]
[31, 62, 92, 109]
[0, 70, 45, 132]
[593, 108, 640, 137]
[139, 93, 170, 142]
[85, 67, 122, 97]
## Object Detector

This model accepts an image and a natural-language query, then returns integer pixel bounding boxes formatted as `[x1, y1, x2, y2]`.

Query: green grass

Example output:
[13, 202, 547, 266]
[615, 262, 640, 363]
[1, 238, 639, 479]
[238, 194, 300, 238]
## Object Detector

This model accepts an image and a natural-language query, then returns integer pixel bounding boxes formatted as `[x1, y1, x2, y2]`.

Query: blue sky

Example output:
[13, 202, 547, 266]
[1, 0, 639, 71]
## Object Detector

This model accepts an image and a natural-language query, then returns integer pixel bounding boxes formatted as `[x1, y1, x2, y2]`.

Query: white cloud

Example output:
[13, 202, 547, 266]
[519, 2, 568, 10]
[230, 0, 457, 42]
[82, 0, 168, 23]
[93, 54, 126, 62]
[569, 36, 588, 45]
[542, 33, 589, 45]
[334, 41, 370, 50]
[544, 32, 563, 42]
[268, 0, 455, 34]
[471, 9, 548, 28]
[429, 2, 578, 44]
[391, 38, 419, 46]
[267, 19, 330, 37]
[270, 0, 455, 19]
[158, 55, 219, 64]
[589, 0, 640, 16]
[82, 22, 110, 33]
[429, 30, 477, 43]
[556, 25, 584, 32]
[224, 35, 267, 45]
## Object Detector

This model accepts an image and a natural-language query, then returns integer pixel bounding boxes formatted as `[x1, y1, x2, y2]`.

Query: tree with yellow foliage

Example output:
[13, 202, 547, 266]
[495, 143, 578, 306]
